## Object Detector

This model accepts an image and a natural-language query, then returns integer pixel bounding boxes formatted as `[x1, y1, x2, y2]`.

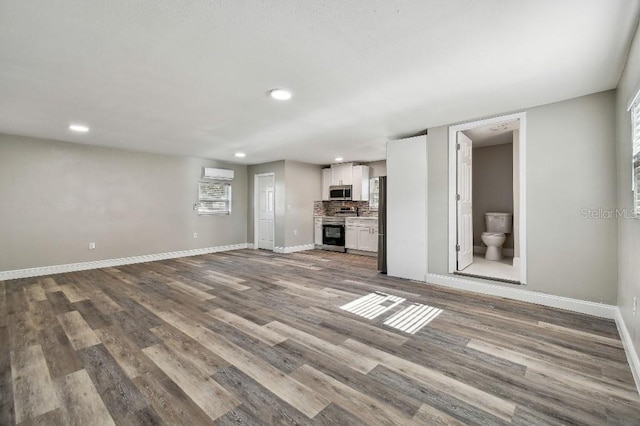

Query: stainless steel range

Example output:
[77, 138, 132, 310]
[322, 207, 357, 252]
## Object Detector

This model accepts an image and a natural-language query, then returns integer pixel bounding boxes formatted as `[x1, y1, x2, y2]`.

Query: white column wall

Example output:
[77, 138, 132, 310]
[386, 135, 428, 281]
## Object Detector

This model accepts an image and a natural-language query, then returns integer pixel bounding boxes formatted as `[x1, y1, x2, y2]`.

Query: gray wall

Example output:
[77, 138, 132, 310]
[366, 160, 387, 177]
[0, 134, 248, 271]
[247, 161, 286, 248]
[615, 23, 640, 363]
[472, 143, 514, 249]
[427, 90, 618, 304]
[284, 161, 322, 247]
[246, 160, 321, 250]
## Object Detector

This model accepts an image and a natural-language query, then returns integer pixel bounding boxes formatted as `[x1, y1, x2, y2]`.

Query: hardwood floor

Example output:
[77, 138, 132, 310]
[1, 249, 639, 425]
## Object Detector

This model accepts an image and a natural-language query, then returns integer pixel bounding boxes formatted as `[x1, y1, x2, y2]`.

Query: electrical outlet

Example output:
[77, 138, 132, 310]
[293, 229, 297, 235]
[193, 233, 198, 239]
[89, 242, 96, 250]
[633, 297, 637, 316]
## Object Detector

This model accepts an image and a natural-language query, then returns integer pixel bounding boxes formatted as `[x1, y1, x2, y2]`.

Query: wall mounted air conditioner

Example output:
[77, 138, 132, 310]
[202, 167, 234, 181]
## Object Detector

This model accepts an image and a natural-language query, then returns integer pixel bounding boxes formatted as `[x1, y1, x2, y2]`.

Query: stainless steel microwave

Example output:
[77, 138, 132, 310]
[329, 185, 352, 201]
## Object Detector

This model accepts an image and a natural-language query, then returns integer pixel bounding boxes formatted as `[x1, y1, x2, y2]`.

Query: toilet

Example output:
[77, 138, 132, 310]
[481, 212, 513, 261]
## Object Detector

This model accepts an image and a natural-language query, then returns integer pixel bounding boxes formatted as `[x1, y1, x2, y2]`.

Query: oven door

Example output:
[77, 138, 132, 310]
[322, 224, 346, 251]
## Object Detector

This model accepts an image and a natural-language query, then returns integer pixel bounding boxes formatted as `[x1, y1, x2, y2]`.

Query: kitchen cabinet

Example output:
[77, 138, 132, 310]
[331, 162, 353, 186]
[321, 169, 331, 201]
[314, 217, 323, 246]
[328, 163, 370, 201]
[345, 218, 378, 253]
[352, 165, 370, 201]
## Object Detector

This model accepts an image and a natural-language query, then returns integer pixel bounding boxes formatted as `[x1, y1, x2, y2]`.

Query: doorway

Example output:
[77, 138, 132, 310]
[254, 173, 275, 250]
[448, 112, 526, 284]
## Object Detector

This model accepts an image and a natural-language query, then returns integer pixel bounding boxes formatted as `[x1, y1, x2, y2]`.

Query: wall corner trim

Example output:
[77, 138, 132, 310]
[273, 244, 315, 254]
[0, 243, 250, 280]
[424, 273, 617, 319]
[615, 309, 640, 395]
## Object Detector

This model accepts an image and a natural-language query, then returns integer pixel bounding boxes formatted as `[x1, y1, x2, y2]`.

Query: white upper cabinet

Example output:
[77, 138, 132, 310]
[321, 168, 332, 201]
[328, 163, 370, 201]
[352, 165, 370, 201]
[331, 162, 353, 186]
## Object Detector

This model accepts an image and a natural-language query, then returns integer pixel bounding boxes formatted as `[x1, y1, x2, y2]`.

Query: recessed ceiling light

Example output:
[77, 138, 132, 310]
[69, 124, 89, 132]
[269, 89, 292, 100]
[234, 152, 246, 158]
[334, 157, 343, 162]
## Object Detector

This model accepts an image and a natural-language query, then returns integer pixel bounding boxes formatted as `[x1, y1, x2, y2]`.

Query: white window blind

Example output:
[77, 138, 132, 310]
[197, 181, 231, 215]
[633, 100, 640, 215]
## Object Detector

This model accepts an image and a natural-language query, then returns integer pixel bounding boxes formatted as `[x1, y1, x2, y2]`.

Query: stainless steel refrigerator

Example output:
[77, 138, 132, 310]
[377, 176, 387, 273]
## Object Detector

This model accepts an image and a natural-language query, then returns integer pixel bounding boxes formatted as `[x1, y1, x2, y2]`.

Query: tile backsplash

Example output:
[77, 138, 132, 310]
[314, 200, 378, 217]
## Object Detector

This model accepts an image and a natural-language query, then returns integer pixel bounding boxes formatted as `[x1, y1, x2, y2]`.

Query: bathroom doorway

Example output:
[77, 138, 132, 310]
[448, 113, 526, 284]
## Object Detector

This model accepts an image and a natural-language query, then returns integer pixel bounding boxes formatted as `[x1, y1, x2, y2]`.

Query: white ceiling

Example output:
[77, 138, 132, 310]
[0, 1, 638, 165]
[464, 119, 520, 148]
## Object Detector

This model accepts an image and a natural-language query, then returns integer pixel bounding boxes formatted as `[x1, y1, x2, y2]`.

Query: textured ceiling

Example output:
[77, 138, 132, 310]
[0, 1, 638, 165]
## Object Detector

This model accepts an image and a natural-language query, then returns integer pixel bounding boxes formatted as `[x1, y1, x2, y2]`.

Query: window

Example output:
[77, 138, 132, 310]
[197, 181, 231, 215]
[633, 98, 640, 215]
[369, 177, 380, 210]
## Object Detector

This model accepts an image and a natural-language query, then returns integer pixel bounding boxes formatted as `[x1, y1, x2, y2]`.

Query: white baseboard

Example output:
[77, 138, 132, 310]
[0, 243, 250, 280]
[473, 246, 514, 256]
[273, 244, 315, 254]
[425, 273, 617, 319]
[615, 309, 640, 395]
[246, 243, 255, 249]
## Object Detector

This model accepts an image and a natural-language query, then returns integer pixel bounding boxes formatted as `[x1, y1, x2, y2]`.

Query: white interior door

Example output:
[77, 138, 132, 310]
[257, 174, 274, 250]
[457, 132, 473, 270]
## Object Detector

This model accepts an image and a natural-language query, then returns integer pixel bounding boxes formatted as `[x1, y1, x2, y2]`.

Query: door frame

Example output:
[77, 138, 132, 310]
[447, 112, 527, 284]
[253, 172, 276, 251]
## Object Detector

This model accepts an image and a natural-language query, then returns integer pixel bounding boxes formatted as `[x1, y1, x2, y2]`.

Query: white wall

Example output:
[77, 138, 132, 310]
[0, 133, 248, 271]
[615, 22, 640, 367]
[387, 136, 427, 281]
[427, 91, 618, 304]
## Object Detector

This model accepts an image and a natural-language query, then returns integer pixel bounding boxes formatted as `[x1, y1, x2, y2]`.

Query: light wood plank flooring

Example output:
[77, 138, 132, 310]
[1, 249, 639, 425]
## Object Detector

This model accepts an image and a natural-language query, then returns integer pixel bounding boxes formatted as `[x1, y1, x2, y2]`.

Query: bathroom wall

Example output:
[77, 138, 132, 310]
[472, 142, 514, 250]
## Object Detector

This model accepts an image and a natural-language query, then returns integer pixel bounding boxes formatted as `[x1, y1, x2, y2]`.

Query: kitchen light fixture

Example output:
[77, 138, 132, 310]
[269, 89, 292, 100]
[68, 124, 89, 132]
[234, 152, 246, 158]
[334, 157, 344, 162]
